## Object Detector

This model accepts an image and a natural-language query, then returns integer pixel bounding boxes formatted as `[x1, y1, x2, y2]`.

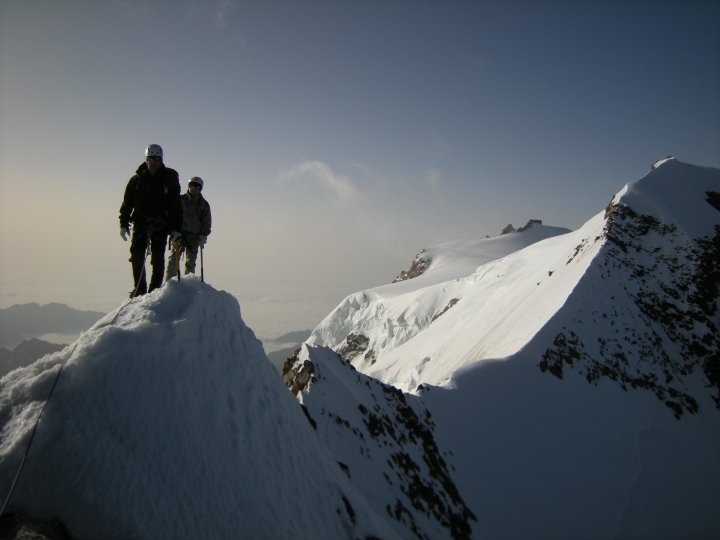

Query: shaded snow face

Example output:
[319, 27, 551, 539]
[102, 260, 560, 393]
[0, 278, 399, 540]
[539, 161, 720, 419]
[541, 199, 720, 418]
[283, 344, 477, 540]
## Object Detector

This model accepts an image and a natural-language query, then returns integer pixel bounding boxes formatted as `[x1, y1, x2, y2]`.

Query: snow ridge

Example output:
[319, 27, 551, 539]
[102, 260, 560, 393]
[309, 221, 572, 380]
[540, 172, 720, 417]
[0, 279, 401, 539]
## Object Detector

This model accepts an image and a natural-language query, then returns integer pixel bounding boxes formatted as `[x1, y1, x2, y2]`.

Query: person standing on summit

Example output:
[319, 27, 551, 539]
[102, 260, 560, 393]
[165, 176, 212, 281]
[119, 144, 182, 296]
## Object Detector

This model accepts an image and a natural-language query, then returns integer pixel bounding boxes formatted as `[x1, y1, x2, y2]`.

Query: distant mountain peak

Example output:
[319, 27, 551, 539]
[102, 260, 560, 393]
[0, 302, 103, 349]
[501, 219, 543, 235]
[391, 220, 566, 284]
[651, 155, 676, 169]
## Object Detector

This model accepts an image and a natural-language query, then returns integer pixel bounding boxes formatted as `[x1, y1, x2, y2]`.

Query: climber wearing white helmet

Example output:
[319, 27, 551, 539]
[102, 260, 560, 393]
[119, 144, 182, 296]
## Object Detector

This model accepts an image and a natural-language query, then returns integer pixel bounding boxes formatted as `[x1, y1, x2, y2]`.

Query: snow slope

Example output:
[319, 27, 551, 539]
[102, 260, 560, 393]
[366, 215, 605, 391]
[0, 279, 405, 539]
[306, 158, 720, 538]
[308, 221, 572, 386]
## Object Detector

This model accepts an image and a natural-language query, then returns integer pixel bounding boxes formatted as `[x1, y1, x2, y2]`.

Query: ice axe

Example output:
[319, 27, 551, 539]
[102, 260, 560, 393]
[200, 244, 204, 283]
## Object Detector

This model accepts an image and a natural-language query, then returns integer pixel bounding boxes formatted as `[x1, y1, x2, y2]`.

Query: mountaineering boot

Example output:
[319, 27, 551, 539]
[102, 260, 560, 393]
[129, 278, 147, 298]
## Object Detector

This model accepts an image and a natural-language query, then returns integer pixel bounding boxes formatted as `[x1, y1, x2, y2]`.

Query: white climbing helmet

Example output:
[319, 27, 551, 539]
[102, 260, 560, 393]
[188, 177, 204, 189]
[145, 144, 163, 158]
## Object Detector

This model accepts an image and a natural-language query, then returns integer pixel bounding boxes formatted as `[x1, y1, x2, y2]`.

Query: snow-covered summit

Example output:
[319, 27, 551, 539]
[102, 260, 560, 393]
[0, 279, 415, 539]
[614, 156, 718, 239]
[538, 158, 720, 417]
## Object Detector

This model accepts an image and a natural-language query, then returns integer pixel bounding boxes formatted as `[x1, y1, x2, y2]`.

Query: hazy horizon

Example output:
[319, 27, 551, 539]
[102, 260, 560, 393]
[1, 0, 718, 340]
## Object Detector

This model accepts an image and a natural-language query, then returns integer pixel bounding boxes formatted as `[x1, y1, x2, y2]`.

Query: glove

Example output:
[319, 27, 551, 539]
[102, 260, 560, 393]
[169, 231, 182, 243]
[120, 227, 129, 241]
[199, 235, 207, 247]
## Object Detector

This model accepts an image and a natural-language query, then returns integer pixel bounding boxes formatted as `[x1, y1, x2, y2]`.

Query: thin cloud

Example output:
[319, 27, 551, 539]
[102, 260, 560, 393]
[212, 0, 236, 28]
[111, 0, 153, 20]
[425, 168, 444, 190]
[113, 0, 236, 27]
[186, 0, 237, 28]
[278, 160, 363, 205]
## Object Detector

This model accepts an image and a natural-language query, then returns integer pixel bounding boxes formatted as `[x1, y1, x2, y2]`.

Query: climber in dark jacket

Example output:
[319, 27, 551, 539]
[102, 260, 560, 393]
[119, 144, 182, 296]
[166, 176, 212, 280]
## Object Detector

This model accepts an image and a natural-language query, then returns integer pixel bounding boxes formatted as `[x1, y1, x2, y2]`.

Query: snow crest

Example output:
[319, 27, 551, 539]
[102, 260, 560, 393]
[0, 278, 397, 540]
[309, 223, 573, 384]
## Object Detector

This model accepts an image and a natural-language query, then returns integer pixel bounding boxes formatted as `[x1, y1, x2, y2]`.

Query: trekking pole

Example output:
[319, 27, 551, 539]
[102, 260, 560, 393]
[200, 245, 204, 283]
[173, 240, 181, 282]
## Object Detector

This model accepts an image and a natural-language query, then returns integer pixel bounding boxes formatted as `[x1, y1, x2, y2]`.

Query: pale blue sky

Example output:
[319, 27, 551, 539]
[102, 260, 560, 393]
[1, 0, 718, 339]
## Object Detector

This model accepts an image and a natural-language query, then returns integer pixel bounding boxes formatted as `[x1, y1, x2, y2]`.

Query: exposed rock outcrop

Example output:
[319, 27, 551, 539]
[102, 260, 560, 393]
[393, 251, 430, 282]
[0, 514, 72, 540]
[502, 219, 543, 235]
[336, 333, 377, 366]
[282, 348, 315, 394]
[431, 298, 460, 322]
[539, 195, 720, 419]
[284, 345, 477, 539]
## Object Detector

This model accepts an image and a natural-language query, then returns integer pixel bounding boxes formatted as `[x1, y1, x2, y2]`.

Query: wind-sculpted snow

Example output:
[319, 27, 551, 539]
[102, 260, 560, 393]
[0, 278, 400, 540]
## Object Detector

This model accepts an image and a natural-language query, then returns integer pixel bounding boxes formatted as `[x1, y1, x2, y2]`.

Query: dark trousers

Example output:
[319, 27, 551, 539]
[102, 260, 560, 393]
[129, 227, 168, 293]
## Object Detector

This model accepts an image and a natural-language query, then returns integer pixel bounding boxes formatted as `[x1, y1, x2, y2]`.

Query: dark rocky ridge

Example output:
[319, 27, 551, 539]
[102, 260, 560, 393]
[540, 193, 720, 419]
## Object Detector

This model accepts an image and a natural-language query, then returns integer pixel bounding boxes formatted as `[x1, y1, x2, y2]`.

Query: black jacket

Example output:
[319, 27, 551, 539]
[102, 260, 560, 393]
[119, 162, 182, 232]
